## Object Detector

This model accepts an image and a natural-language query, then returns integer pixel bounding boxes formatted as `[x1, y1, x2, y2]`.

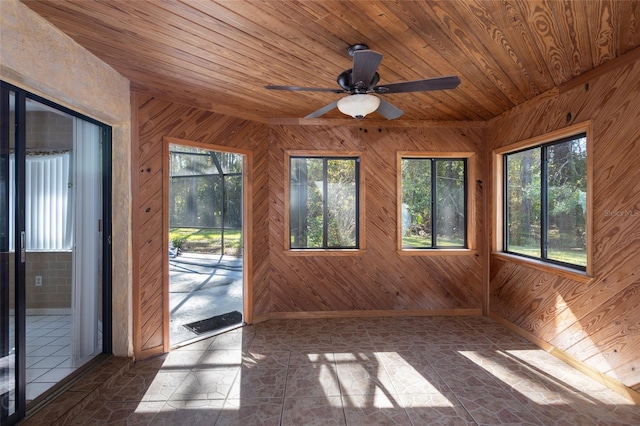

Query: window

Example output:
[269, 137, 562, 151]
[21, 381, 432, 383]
[9, 152, 73, 250]
[400, 157, 467, 249]
[504, 133, 587, 270]
[289, 156, 359, 249]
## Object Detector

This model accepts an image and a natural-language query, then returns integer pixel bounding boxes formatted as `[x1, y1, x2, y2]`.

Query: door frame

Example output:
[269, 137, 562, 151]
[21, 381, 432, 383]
[0, 81, 112, 426]
[162, 137, 253, 352]
[0, 81, 26, 426]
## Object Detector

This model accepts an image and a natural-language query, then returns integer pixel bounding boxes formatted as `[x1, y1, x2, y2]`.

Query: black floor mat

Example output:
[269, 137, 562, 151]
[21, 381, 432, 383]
[184, 311, 243, 335]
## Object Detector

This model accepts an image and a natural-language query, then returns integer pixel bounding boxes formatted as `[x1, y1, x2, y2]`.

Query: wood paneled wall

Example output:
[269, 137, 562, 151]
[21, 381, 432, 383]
[132, 93, 270, 359]
[132, 95, 486, 359]
[268, 124, 484, 313]
[488, 55, 640, 393]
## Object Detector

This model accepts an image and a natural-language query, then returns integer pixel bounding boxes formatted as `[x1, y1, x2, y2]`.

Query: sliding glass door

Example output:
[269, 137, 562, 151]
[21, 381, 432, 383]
[0, 82, 112, 426]
[0, 85, 19, 424]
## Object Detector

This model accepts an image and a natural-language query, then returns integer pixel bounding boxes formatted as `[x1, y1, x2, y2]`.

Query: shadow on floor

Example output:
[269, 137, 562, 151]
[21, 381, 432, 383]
[169, 252, 243, 346]
[23, 317, 640, 425]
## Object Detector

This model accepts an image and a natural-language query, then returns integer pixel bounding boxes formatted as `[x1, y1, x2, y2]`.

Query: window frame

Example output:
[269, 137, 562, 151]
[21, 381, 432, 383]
[493, 122, 593, 280]
[397, 151, 476, 255]
[285, 151, 365, 254]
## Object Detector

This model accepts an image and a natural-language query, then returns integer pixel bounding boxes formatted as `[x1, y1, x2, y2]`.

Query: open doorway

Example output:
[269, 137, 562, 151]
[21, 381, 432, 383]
[167, 143, 245, 347]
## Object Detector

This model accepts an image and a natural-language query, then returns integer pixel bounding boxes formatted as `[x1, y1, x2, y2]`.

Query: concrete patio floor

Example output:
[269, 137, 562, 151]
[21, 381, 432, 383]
[169, 252, 243, 347]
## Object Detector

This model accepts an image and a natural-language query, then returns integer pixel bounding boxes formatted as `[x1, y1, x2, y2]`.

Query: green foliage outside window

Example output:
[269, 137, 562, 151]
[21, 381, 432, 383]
[168, 145, 244, 256]
[169, 147, 243, 229]
[505, 135, 587, 268]
[290, 157, 358, 249]
[401, 158, 466, 248]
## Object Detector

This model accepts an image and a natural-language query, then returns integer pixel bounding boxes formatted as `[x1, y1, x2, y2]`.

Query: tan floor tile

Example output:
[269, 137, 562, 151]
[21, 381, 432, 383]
[342, 393, 411, 425]
[371, 346, 431, 367]
[455, 386, 543, 425]
[242, 348, 291, 369]
[432, 362, 505, 390]
[514, 391, 627, 426]
[62, 400, 164, 425]
[228, 367, 287, 399]
[337, 361, 396, 397]
[196, 349, 243, 369]
[161, 350, 207, 370]
[282, 396, 345, 426]
[102, 370, 190, 402]
[248, 334, 292, 351]
[289, 333, 333, 349]
[207, 328, 255, 350]
[288, 348, 335, 366]
[385, 364, 447, 394]
[170, 368, 238, 400]
[153, 400, 224, 425]
[285, 364, 341, 398]
[400, 392, 476, 425]
[217, 398, 283, 426]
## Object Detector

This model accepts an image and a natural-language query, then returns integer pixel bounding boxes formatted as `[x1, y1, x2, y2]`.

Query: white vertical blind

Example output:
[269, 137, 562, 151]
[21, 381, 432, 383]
[8, 152, 72, 251]
[71, 119, 101, 365]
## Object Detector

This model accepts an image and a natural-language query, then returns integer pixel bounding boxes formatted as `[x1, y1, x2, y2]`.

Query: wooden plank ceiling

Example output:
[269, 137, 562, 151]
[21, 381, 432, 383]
[24, 0, 640, 123]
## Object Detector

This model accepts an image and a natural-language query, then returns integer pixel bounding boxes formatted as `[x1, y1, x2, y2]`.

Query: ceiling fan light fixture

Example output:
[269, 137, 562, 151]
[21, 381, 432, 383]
[337, 94, 380, 119]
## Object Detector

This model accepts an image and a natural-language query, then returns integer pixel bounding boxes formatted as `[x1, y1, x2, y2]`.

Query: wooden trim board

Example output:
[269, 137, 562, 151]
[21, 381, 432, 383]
[490, 313, 640, 405]
[267, 309, 482, 320]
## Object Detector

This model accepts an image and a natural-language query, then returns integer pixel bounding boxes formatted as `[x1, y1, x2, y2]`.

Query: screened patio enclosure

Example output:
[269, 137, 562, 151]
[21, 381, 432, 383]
[168, 144, 244, 347]
[169, 146, 243, 256]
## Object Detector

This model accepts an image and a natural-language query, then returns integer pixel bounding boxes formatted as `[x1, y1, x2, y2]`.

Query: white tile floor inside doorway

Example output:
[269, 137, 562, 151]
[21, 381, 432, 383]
[25, 315, 74, 401]
[3, 313, 103, 412]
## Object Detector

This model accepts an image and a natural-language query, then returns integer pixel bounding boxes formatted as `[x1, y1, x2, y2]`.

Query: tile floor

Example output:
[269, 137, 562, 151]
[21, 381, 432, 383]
[25, 315, 75, 401]
[3, 314, 75, 405]
[28, 316, 640, 425]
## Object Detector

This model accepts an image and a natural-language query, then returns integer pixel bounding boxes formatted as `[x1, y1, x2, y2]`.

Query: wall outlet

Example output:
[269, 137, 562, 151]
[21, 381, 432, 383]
[35, 276, 42, 286]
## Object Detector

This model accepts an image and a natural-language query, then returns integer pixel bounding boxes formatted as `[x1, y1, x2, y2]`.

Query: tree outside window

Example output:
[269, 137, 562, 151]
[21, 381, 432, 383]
[401, 158, 467, 249]
[505, 134, 587, 269]
[289, 156, 359, 249]
[169, 146, 244, 256]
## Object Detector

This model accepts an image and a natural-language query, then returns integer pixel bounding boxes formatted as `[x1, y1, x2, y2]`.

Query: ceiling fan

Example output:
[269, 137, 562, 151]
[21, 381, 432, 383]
[265, 44, 461, 120]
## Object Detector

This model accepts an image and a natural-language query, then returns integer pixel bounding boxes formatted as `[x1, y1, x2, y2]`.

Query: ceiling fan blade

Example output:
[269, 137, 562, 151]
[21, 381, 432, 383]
[374, 75, 461, 94]
[265, 85, 344, 93]
[376, 98, 404, 120]
[305, 100, 339, 119]
[352, 50, 383, 88]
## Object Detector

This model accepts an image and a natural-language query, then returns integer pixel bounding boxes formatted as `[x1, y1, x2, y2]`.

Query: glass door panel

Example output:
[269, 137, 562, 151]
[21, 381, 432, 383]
[22, 99, 104, 401]
[23, 98, 75, 401]
[1, 88, 17, 423]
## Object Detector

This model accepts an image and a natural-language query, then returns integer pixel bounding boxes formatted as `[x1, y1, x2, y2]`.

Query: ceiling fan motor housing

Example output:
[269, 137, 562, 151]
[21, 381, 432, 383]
[347, 43, 370, 56]
[265, 43, 460, 120]
[337, 69, 380, 92]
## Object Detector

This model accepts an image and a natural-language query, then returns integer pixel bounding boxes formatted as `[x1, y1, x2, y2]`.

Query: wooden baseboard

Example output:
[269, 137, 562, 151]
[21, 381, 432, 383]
[260, 309, 482, 321]
[250, 313, 271, 324]
[489, 313, 640, 405]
